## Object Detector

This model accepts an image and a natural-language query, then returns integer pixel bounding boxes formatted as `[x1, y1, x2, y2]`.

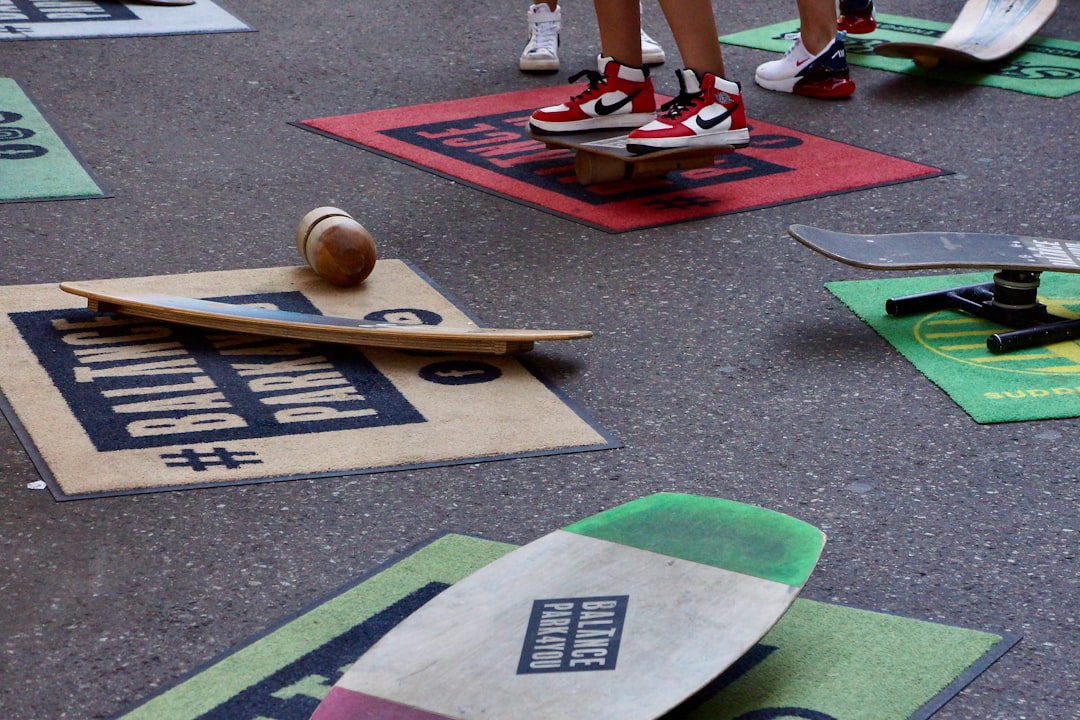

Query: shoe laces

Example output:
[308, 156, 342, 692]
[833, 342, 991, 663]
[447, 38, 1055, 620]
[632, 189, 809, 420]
[529, 18, 558, 50]
[658, 71, 704, 120]
[658, 90, 704, 120]
[567, 69, 607, 101]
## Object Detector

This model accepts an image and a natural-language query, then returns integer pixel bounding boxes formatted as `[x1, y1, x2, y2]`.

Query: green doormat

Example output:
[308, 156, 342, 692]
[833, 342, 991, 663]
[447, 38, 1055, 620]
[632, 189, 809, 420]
[827, 272, 1080, 423]
[110, 533, 1017, 720]
[0, 78, 106, 202]
[720, 14, 1080, 98]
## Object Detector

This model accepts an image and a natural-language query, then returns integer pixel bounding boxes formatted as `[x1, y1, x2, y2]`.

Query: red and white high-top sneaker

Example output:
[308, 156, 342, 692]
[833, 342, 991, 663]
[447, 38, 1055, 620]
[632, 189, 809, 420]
[529, 56, 656, 134]
[625, 68, 749, 154]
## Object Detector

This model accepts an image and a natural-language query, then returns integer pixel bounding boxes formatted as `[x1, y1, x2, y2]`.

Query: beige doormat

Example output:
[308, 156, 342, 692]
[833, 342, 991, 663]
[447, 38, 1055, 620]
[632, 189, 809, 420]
[0, 263, 614, 500]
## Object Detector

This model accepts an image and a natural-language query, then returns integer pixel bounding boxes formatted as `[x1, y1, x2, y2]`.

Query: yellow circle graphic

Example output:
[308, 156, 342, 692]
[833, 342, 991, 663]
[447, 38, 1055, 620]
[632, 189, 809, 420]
[911, 293, 1080, 376]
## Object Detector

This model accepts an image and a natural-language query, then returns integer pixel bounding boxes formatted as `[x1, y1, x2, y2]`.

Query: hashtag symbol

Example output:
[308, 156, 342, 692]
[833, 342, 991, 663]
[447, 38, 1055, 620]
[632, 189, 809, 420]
[161, 447, 263, 472]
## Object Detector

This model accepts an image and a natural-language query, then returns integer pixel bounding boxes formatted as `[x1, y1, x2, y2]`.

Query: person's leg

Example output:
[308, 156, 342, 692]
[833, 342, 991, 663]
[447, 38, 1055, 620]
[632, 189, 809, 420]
[529, 0, 659, 133]
[624, 0, 748, 153]
[795, 0, 838, 55]
[594, 0, 642, 67]
[656, 0, 725, 77]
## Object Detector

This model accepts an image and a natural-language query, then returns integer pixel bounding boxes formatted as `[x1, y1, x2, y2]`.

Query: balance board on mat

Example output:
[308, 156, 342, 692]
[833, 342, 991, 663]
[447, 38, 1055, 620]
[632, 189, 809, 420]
[874, 0, 1060, 66]
[309, 493, 826, 720]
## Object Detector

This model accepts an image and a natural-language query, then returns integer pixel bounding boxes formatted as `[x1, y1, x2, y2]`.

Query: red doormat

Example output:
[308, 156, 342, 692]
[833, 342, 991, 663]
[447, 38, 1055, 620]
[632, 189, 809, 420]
[295, 87, 946, 233]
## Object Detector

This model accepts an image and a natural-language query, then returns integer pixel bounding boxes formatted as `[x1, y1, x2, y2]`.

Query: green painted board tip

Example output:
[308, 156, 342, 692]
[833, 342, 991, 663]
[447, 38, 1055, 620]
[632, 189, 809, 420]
[565, 493, 825, 587]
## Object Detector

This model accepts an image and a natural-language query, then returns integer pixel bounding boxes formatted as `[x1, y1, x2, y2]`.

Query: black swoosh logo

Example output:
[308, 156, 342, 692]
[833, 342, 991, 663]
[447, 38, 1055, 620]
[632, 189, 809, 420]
[594, 90, 641, 116]
[695, 103, 738, 130]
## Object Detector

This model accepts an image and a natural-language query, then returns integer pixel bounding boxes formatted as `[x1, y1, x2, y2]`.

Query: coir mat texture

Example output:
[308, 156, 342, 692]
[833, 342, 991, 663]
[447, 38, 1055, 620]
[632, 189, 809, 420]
[1, 78, 106, 203]
[827, 272, 1080, 423]
[0, 0, 251, 41]
[294, 87, 947, 233]
[0, 264, 615, 500]
[720, 14, 1080, 99]
[109, 533, 1018, 720]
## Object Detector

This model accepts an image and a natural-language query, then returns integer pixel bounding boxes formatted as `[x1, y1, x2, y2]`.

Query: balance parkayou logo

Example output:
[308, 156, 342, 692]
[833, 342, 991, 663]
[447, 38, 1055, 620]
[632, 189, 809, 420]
[517, 596, 628, 674]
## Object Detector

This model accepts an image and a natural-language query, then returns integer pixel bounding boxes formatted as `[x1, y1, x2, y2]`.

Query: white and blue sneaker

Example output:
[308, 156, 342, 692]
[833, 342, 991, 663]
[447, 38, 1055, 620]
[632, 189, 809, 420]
[754, 32, 855, 99]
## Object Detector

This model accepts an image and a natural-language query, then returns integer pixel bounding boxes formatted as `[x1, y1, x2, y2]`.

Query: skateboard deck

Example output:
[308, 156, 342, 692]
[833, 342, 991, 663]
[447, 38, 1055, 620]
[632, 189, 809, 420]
[59, 282, 592, 355]
[787, 224, 1080, 273]
[528, 128, 736, 186]
[788, 224, 1080, 353]
[874, 0, 1059, 68]
[311, 493, 825, 720]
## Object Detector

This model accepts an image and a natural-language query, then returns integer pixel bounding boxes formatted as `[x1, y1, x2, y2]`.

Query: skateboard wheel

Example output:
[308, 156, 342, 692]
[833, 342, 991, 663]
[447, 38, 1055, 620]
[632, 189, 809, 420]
[296, 207, 377, 287]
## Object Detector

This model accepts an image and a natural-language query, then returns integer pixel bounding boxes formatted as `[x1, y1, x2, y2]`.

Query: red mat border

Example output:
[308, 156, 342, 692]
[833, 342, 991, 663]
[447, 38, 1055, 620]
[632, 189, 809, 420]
[295, 87, 948, 233]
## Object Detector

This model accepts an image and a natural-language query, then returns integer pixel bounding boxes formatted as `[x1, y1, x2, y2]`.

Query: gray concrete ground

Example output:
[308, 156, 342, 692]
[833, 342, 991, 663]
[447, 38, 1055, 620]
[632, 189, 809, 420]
[2, 1, 1078, 718]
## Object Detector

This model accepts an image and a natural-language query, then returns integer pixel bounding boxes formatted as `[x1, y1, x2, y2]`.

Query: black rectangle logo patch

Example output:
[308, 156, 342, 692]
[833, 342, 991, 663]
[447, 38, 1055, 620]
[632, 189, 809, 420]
[8, 291, 425, 451]
[517, 595, 628, 674]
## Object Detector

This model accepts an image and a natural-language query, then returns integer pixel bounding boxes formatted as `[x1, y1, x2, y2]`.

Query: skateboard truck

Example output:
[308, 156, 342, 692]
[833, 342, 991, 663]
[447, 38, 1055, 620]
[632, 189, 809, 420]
[885, 270, 1080, 353]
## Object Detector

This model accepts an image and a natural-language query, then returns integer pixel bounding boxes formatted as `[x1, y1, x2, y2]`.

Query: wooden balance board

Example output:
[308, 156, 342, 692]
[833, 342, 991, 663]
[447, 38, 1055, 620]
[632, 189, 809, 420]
[310, 493, 825, 720]
[59, 282, 592, 355]
[527, 128, 736, 186]
[874, 0, 1059, 67]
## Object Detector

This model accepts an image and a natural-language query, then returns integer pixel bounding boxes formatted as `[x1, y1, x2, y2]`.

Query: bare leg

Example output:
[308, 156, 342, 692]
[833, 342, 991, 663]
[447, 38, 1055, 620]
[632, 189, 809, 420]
[797, 0, 838, 55]
[594, 0, 642, 67]
[657, 0, 725, 77]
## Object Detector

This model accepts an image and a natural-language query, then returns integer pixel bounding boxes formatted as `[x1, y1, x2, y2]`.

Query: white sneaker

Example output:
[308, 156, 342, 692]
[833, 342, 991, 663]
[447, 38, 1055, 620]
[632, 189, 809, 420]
[754, 32, 854, 99]
[640, 28, 666, 65]
[520, 3, 561, 72]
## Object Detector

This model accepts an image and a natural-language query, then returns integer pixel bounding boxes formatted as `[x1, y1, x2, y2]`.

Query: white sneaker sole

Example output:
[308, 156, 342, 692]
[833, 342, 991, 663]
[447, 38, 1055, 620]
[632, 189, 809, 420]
[520, 55, 559, 72]
[754, 73, 800, 93]
[626, 128, 750, 153]
[642, 47, 666, 65]
[528, 112, 657, 135]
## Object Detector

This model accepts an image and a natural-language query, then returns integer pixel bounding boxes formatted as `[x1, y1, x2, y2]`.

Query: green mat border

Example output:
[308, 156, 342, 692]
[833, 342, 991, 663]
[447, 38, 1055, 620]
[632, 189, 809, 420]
[720, 13, 1080, 98]
[1, 77, 110, 204]
[108, 532, 1020, 720]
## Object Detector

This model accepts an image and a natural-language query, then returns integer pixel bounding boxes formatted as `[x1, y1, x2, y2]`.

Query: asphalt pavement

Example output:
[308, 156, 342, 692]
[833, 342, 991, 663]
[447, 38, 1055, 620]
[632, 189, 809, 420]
[1, 1, 1078, 718]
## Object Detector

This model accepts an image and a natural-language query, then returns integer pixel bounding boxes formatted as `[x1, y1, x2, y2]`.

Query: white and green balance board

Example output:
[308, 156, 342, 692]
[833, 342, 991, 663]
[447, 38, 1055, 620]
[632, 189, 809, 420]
[310, 493, 825, 720]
